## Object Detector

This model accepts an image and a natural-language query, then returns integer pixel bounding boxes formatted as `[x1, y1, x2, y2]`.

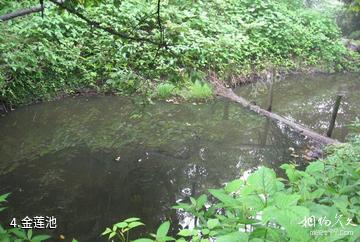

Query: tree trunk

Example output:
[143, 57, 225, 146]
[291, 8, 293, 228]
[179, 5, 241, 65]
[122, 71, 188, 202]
[213, 84, 341, 145]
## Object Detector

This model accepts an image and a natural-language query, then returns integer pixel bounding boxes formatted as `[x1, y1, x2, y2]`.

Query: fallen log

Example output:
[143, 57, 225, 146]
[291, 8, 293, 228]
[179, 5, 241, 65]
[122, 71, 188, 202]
[213, 83, 341, 146]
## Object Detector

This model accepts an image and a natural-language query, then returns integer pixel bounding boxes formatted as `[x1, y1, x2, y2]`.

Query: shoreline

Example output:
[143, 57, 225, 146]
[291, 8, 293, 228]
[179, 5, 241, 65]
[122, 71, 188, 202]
[1, 69, 359, 115]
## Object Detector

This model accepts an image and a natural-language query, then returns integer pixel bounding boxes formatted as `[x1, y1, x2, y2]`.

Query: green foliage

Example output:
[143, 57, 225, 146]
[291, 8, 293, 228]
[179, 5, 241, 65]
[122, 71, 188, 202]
[103, 136, 360, 241]
[102, 217, 144, 242]
[156, 83, 176, 99]
[0, 194, 51, 242]
[349, 30, 360, 40]
[185, 81, 213, 101]
[102, 219, 175, 242]
[0, 193, 10, 212]
[0, 0, 359, 105]
[342, 0, 360, 12]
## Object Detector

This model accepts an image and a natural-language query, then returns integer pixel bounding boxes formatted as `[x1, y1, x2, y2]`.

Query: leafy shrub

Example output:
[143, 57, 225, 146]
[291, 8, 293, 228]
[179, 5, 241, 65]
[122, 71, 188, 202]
[0, 0, 359, 105]
[156, 83, 176, 99]
[101, 217, 144, 241]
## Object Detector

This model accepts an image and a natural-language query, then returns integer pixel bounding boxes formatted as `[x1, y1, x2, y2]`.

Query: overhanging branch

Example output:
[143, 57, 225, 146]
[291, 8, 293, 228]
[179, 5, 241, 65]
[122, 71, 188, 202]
[48, 0, 162, 45]
[0, 5, 44, 21]
[1, 0, 163, 46]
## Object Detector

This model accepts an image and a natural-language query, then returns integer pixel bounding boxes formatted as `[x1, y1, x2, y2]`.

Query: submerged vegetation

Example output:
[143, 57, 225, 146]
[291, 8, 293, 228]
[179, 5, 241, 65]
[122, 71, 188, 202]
[0, 0, 359, 105]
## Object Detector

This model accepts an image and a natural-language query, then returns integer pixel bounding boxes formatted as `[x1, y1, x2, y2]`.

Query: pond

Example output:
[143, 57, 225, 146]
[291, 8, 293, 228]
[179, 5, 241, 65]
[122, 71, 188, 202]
[0, 73, 359, 241]
[235, 73, 360, 142]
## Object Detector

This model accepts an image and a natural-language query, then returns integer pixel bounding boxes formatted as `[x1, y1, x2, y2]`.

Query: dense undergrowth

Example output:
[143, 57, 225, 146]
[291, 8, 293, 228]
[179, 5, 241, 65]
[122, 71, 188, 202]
[0, 0, 359, 105]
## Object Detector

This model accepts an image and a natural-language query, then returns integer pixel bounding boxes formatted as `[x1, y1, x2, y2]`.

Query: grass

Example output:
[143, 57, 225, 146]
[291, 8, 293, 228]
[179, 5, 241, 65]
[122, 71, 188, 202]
[156, 83, 176, 99]
[186, 80, 213, 100]
[155, 80, 213, 101]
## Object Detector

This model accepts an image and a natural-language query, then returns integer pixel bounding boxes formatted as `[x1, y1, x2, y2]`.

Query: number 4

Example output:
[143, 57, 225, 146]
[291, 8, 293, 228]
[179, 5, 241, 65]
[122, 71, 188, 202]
[10, 218, 17, 227]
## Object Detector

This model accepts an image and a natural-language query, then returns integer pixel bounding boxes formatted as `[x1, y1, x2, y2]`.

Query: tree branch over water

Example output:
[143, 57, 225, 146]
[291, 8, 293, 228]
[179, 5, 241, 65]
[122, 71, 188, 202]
[0, 0, 163, 46]
[0, 5, 44, 21]
[48, 0, 161, 45]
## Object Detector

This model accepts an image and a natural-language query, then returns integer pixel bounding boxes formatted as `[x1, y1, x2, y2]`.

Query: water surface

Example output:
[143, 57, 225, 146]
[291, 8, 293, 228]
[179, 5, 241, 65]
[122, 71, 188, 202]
[0, 96, 307, 241]
[235, 73, 360, 141]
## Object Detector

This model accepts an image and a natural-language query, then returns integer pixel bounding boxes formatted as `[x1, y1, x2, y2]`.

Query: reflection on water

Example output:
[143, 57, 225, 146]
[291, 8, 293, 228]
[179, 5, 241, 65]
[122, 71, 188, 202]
[0, 88, 330, 241]
[235, 73, 360, 141]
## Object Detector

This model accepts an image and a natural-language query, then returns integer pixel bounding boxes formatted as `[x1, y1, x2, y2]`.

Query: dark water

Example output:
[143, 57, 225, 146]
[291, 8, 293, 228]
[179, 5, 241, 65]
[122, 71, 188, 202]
[235, 73, 360, 142]
[0, 74, 358, 241]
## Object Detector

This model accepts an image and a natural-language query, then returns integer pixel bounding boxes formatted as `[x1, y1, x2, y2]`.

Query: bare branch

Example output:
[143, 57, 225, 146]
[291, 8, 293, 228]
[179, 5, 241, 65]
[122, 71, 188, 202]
[157, 0, 163, 44]
[0, 5, 44, 21]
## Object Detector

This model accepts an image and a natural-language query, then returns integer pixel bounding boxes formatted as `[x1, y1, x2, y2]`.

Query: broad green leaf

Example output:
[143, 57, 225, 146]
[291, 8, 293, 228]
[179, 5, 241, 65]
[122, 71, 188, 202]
[30, 235, 51, 241]
[273, 192, 300, 208]
[132, 239, 154, 242]
[201, 228, 210, 235]
[206, 219, 220, 229]
[263, 204, 310, 241]
[209, 189, 241, 207]
[27, 229, 33, 239]
[172, 203, 192, 210]
[101, 227, 111, 235]
[333, 195, 349, 210]
[115, 222, 128, 229]
[196, 194, 207, 208]
[128, 221, 144, 229]
[280, 164, 301, 182]
[109, 231, 116, 239]
[245, 167, 279, 195]
[262, 205, 309, 226]
[224, 179, 243, 193]
[125, 217, 141, 222]
[305, 161, 324, 174]
[216, 232, 248, 242]
[10, 229, 27, 239]
[307, 203, 339, 220]
[177, 229, 196, 237]
[156, 221, 170, 238]
[0, 193, 10, 203]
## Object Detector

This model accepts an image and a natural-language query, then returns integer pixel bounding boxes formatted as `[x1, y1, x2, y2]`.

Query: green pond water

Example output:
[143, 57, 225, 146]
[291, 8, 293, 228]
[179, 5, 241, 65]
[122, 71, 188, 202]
[0, 73, 359, 241]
